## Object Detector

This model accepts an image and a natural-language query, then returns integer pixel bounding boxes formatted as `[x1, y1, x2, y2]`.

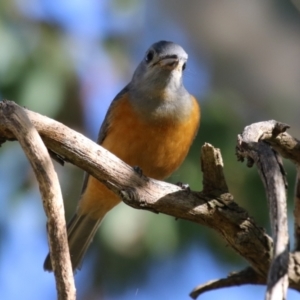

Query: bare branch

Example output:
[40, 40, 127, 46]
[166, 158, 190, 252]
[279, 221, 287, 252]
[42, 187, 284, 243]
[110, 144, 275, 279]
[0, 101, 76, 300]
[256, 119, 300, 251]
[3, 102, 300, 297]
[294, 166, 300, 251]
[237, 121, 289, 300]
[257, 120, 300, 165]
[201, 142, 229, 194]
[190, 267, 265, 299]
[0, 101, 273, 276]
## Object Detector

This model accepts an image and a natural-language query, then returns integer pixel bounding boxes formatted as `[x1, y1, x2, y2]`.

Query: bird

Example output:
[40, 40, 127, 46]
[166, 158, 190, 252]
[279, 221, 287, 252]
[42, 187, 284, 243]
[44, 40, 201, 271]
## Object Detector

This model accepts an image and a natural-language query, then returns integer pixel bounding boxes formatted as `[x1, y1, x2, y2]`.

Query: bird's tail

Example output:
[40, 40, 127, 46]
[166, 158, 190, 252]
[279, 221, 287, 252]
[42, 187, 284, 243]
[43, 213, 103, 272]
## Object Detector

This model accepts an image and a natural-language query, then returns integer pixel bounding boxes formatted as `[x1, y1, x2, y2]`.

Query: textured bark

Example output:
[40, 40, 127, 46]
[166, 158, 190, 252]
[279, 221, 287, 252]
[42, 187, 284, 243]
[1, 102, 300, 299]
[294, 166, 300, 251]
[0, 101, 75, 300]
[190, 267, 265, 299]
[237, 121, 289, 300]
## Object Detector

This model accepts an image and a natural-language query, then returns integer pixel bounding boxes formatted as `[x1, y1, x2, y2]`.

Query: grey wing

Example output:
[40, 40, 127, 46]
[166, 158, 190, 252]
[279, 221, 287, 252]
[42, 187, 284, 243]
[97, 84, 130, 144]
[80, 85, 130, 195]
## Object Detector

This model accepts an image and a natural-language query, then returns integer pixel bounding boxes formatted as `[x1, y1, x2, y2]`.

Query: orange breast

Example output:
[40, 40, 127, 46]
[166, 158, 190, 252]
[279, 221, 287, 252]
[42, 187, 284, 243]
[102, 94, 200, 180]
[79, 94, 200, 217]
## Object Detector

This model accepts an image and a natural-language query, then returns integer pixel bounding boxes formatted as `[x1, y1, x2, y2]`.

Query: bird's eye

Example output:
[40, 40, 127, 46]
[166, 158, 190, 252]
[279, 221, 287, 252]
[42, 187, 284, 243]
[182, 63, 186, 71]
[145, 50, 154, 63]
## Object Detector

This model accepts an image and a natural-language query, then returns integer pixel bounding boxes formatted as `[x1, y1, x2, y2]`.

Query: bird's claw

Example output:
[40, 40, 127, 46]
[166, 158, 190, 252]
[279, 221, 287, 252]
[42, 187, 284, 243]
[133, 166, 143, 177]
[176, 182, 190, 192]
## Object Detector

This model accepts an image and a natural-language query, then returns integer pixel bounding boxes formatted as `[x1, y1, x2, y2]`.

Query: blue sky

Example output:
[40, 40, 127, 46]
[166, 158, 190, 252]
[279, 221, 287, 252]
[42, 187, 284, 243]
[0, 0, 297, 299]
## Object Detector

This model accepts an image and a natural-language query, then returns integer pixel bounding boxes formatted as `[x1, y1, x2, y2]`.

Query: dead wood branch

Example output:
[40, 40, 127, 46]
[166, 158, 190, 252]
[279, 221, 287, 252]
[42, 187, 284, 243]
[0, 102, 273, 278]
[2, 102, 300, 298]
[190, 267, 265, 299]
[0, 101, 75, 300]
[237, 121, 289, 300]
[294, 166, 300, 251]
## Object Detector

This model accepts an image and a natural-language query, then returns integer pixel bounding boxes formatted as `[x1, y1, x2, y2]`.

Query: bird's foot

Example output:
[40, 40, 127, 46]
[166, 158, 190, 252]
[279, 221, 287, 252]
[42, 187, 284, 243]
[176, 182, 190, 192]
[133, 166, 143, 177]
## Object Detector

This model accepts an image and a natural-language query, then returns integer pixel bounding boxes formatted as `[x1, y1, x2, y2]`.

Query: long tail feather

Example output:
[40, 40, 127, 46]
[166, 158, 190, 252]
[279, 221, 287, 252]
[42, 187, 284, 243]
[44, 213, 103, 271]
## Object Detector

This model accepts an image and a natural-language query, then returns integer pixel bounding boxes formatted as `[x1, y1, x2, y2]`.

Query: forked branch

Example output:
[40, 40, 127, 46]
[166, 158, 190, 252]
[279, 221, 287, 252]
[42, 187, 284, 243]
[1, 102, 300, 299]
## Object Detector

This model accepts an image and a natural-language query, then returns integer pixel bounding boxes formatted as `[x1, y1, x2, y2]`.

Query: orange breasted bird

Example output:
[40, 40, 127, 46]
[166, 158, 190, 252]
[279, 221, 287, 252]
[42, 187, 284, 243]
[44, 40, 201, 271]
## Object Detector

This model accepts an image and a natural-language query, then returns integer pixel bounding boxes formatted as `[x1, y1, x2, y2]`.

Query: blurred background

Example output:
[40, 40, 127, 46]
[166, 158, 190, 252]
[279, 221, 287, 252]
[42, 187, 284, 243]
[0, 0, 300, 299]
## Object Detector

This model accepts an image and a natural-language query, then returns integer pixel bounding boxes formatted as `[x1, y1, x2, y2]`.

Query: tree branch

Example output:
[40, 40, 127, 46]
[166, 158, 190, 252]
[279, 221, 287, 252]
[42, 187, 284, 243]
[253, 120, 300, 253]
[0, 101, 76, 300]
[257, 120, 300, 165]
[190, 267, 265, 299]
[294, 166, 300, 251]
[237, 121, 289, 300]
[201, 142, 229, 194]
[120, 142, 273, 275]
[2, 102, 300, 298]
